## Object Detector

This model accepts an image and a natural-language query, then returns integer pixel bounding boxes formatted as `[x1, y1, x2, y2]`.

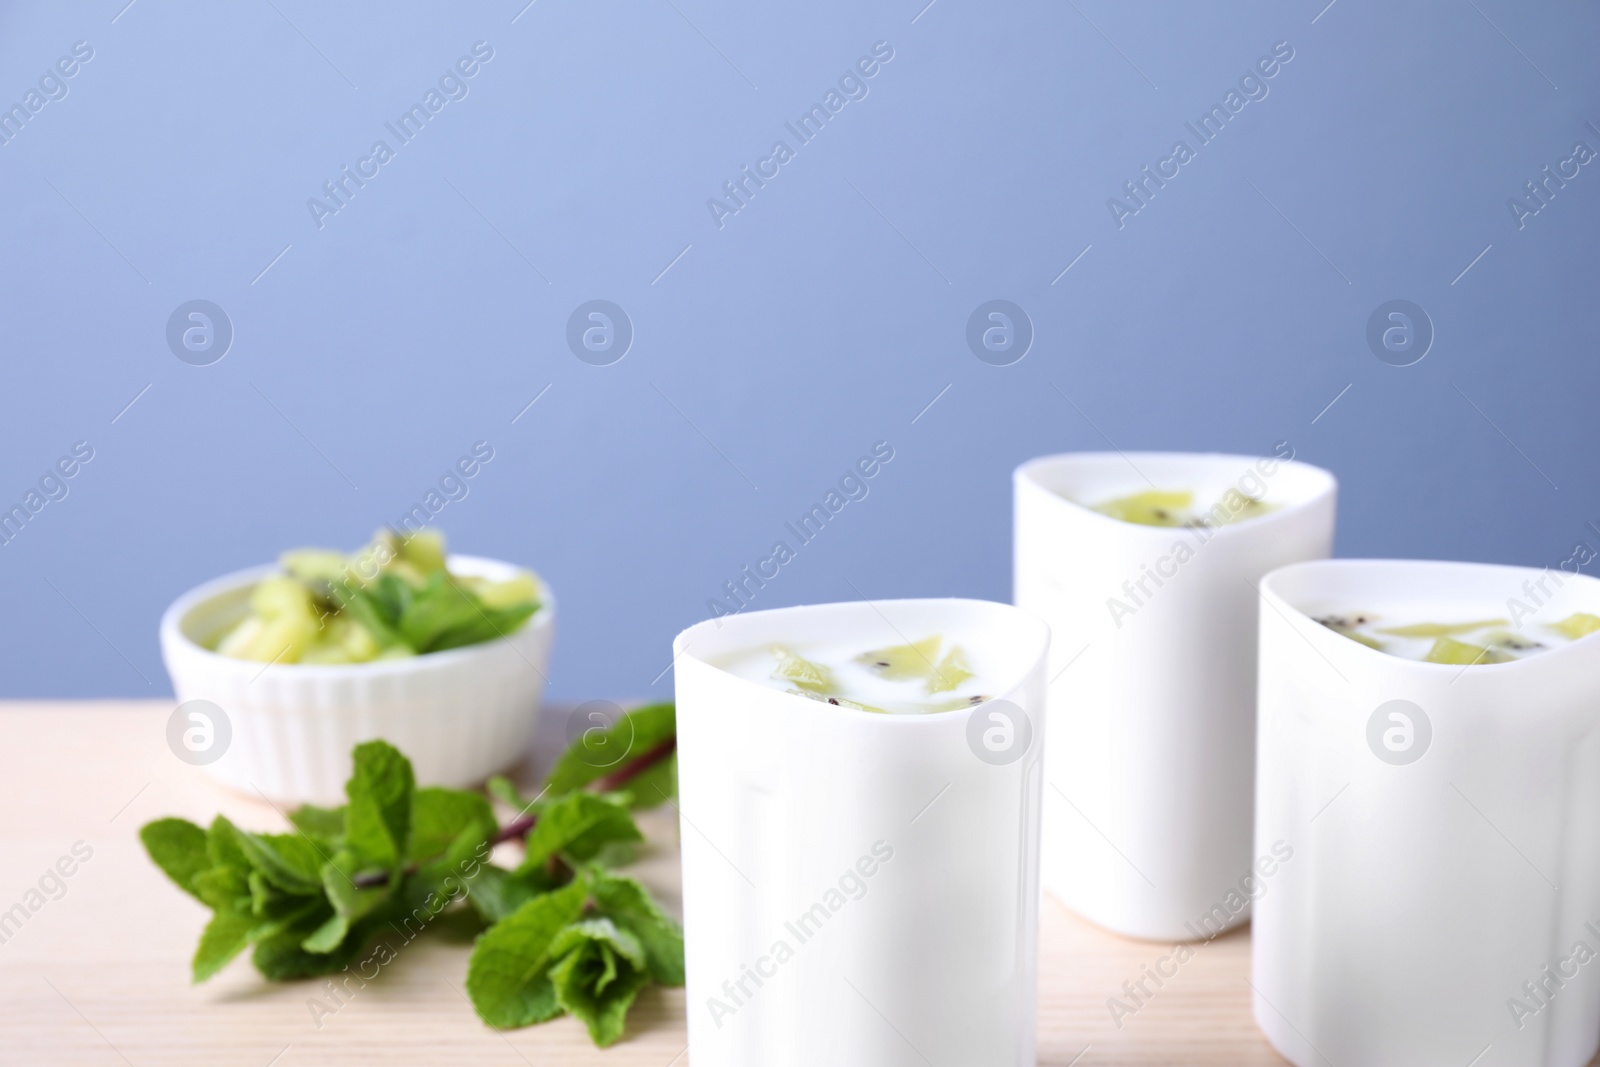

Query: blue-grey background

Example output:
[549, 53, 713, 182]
[1, 0, 1595, 700]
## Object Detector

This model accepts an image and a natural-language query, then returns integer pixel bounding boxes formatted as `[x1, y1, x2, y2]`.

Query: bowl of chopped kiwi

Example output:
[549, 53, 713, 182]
[160, 529, 553, 803]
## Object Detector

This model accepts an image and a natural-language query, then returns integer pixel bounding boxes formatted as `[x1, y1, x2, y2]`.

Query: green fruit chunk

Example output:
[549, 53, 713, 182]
[784, 689, 888, 714]
[1424, 637, 1512, 666]
[1380, 619, 1508, 638]
[770, 647, 833, 693]
[280, 550, 349, 585]
[396, 529, 448, 575]
[1482, 630, 1544, 653]
[471, 573, 541, 611]
[856, 635, 943, 681]
[926, 694, 992, 713]
[250, 577, 316, 620]
[1315, 615, 1384, 651]
[925, 645, 973, 694]
[1550, 613, 1600, 640]
[1090, 490, 1193, 527]
[1213, 495, 1277, 525]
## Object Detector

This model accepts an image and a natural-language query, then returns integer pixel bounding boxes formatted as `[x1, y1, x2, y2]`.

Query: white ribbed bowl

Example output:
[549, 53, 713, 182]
[160, 554, 554, 805]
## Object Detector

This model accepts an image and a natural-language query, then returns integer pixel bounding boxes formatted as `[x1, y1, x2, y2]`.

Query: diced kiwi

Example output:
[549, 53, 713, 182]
[250, 576, 316, 620]
[1550, 613, 1600, 641]
[214, 616, 264, 659]
[856, 635, 943, 681]
[281, 549, 350, 585]
[1424, 637, 1511, 666]
[784, 688, 888, 714]
[396, 529, 448, 575]
[1483, 630, 1544, 652]
[1337, 630, 1385, 651]
[926, 694, 992, 713]
[926, 645, 973, 694]
[1213, 496, 1276, 525]
[1315, 615, 1384, 651]
[771, 647, 834, 693]
[215, 611, 319, 663]
[1090, 490, 1193, 528]
[384, 559, 429, 589]
[470, 573, 540, 611]
[1380, 619, 1508, 638]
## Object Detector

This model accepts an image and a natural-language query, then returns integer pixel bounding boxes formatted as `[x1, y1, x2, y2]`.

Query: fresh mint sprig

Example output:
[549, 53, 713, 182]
[140, 703, 682, 1047]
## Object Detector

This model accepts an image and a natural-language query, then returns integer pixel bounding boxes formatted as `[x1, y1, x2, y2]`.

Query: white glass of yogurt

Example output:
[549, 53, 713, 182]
[1013, 449, 1337, 940]
[673, 597, 1050, 1067]
[1253, 558, 1600, 1067]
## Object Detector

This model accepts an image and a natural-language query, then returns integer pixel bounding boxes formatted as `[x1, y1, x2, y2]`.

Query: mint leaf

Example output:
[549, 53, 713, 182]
[519, 794, 641, 873]
[464, 864, 561, 925]
[409, 787, 493, 866]
[428, 602, 537, 653]
[321, 852, 392, 926]
[340, 584, 407, 649]
[247, 870, 281, 915]
[288, 804, 346, 842]
[610, 753, 677, 811]
[140, 818, 209, 901]
[545, 703, 676, 806]
[344, 741, 415, 872]
[486, 776, 525, 809]
[192, 866, 249, 911]
[206, 815, 251, 872]
[547, 918, 651, 1047]
[591, 871, 685, 985]
[398, 574, 488, 652]
[193, 898, 324, 983]
[300, 911, 349, 954]
[232, 830, 326, 895]
[193, 908, 257, 983]
[465, 878, 589, 1028]
[254, 915, 372, 980]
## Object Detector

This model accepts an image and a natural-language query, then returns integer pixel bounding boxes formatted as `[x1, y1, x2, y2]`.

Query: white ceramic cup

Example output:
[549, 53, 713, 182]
[1013, 450, 1336, 941]
[160, 554, 554, 805]
[1253, 559, 1600, 1067]
[673, 598, 1050, 1067]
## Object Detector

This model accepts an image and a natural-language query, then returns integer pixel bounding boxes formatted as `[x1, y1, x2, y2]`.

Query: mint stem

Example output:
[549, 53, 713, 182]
[593, 738, 676, 793]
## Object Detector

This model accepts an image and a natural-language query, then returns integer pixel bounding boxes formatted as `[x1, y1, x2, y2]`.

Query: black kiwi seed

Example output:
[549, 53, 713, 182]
[828, 698, 839, 705]
[875, 661, 890, 668]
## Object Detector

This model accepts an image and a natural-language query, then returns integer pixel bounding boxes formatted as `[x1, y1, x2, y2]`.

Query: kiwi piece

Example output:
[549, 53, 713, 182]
[1213, 495, 1277, 526]
[1380, 619, 1508, 638]
[926, 694, 993, 713]
[281, 549, 350, 585]
[856, 635, 943, 681]
[250, 576, 316, 620]
[1424, 637, 1512, 666]
[1315, 615, 1384, 651]
[397, 529, 448, 575]
[784, 688, 888, 714]
[1550, 613, 1600, 641]
[471, 573, 540, 611]
[384, 559, 429, 589]
[1483, 630, 1544, 653]
[1090, 490, 1193, 528]
[1337, 630, 1385, 652]
[771, 646, 834, 693]
[926, 645, 974, 694]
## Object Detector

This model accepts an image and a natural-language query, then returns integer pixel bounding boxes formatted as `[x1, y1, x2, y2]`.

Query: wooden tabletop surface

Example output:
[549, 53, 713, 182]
[1, 701, 1291, 1066]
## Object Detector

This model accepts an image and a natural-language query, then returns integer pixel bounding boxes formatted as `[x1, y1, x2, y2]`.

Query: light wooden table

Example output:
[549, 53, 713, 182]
[1, 701, 1286, 1066]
